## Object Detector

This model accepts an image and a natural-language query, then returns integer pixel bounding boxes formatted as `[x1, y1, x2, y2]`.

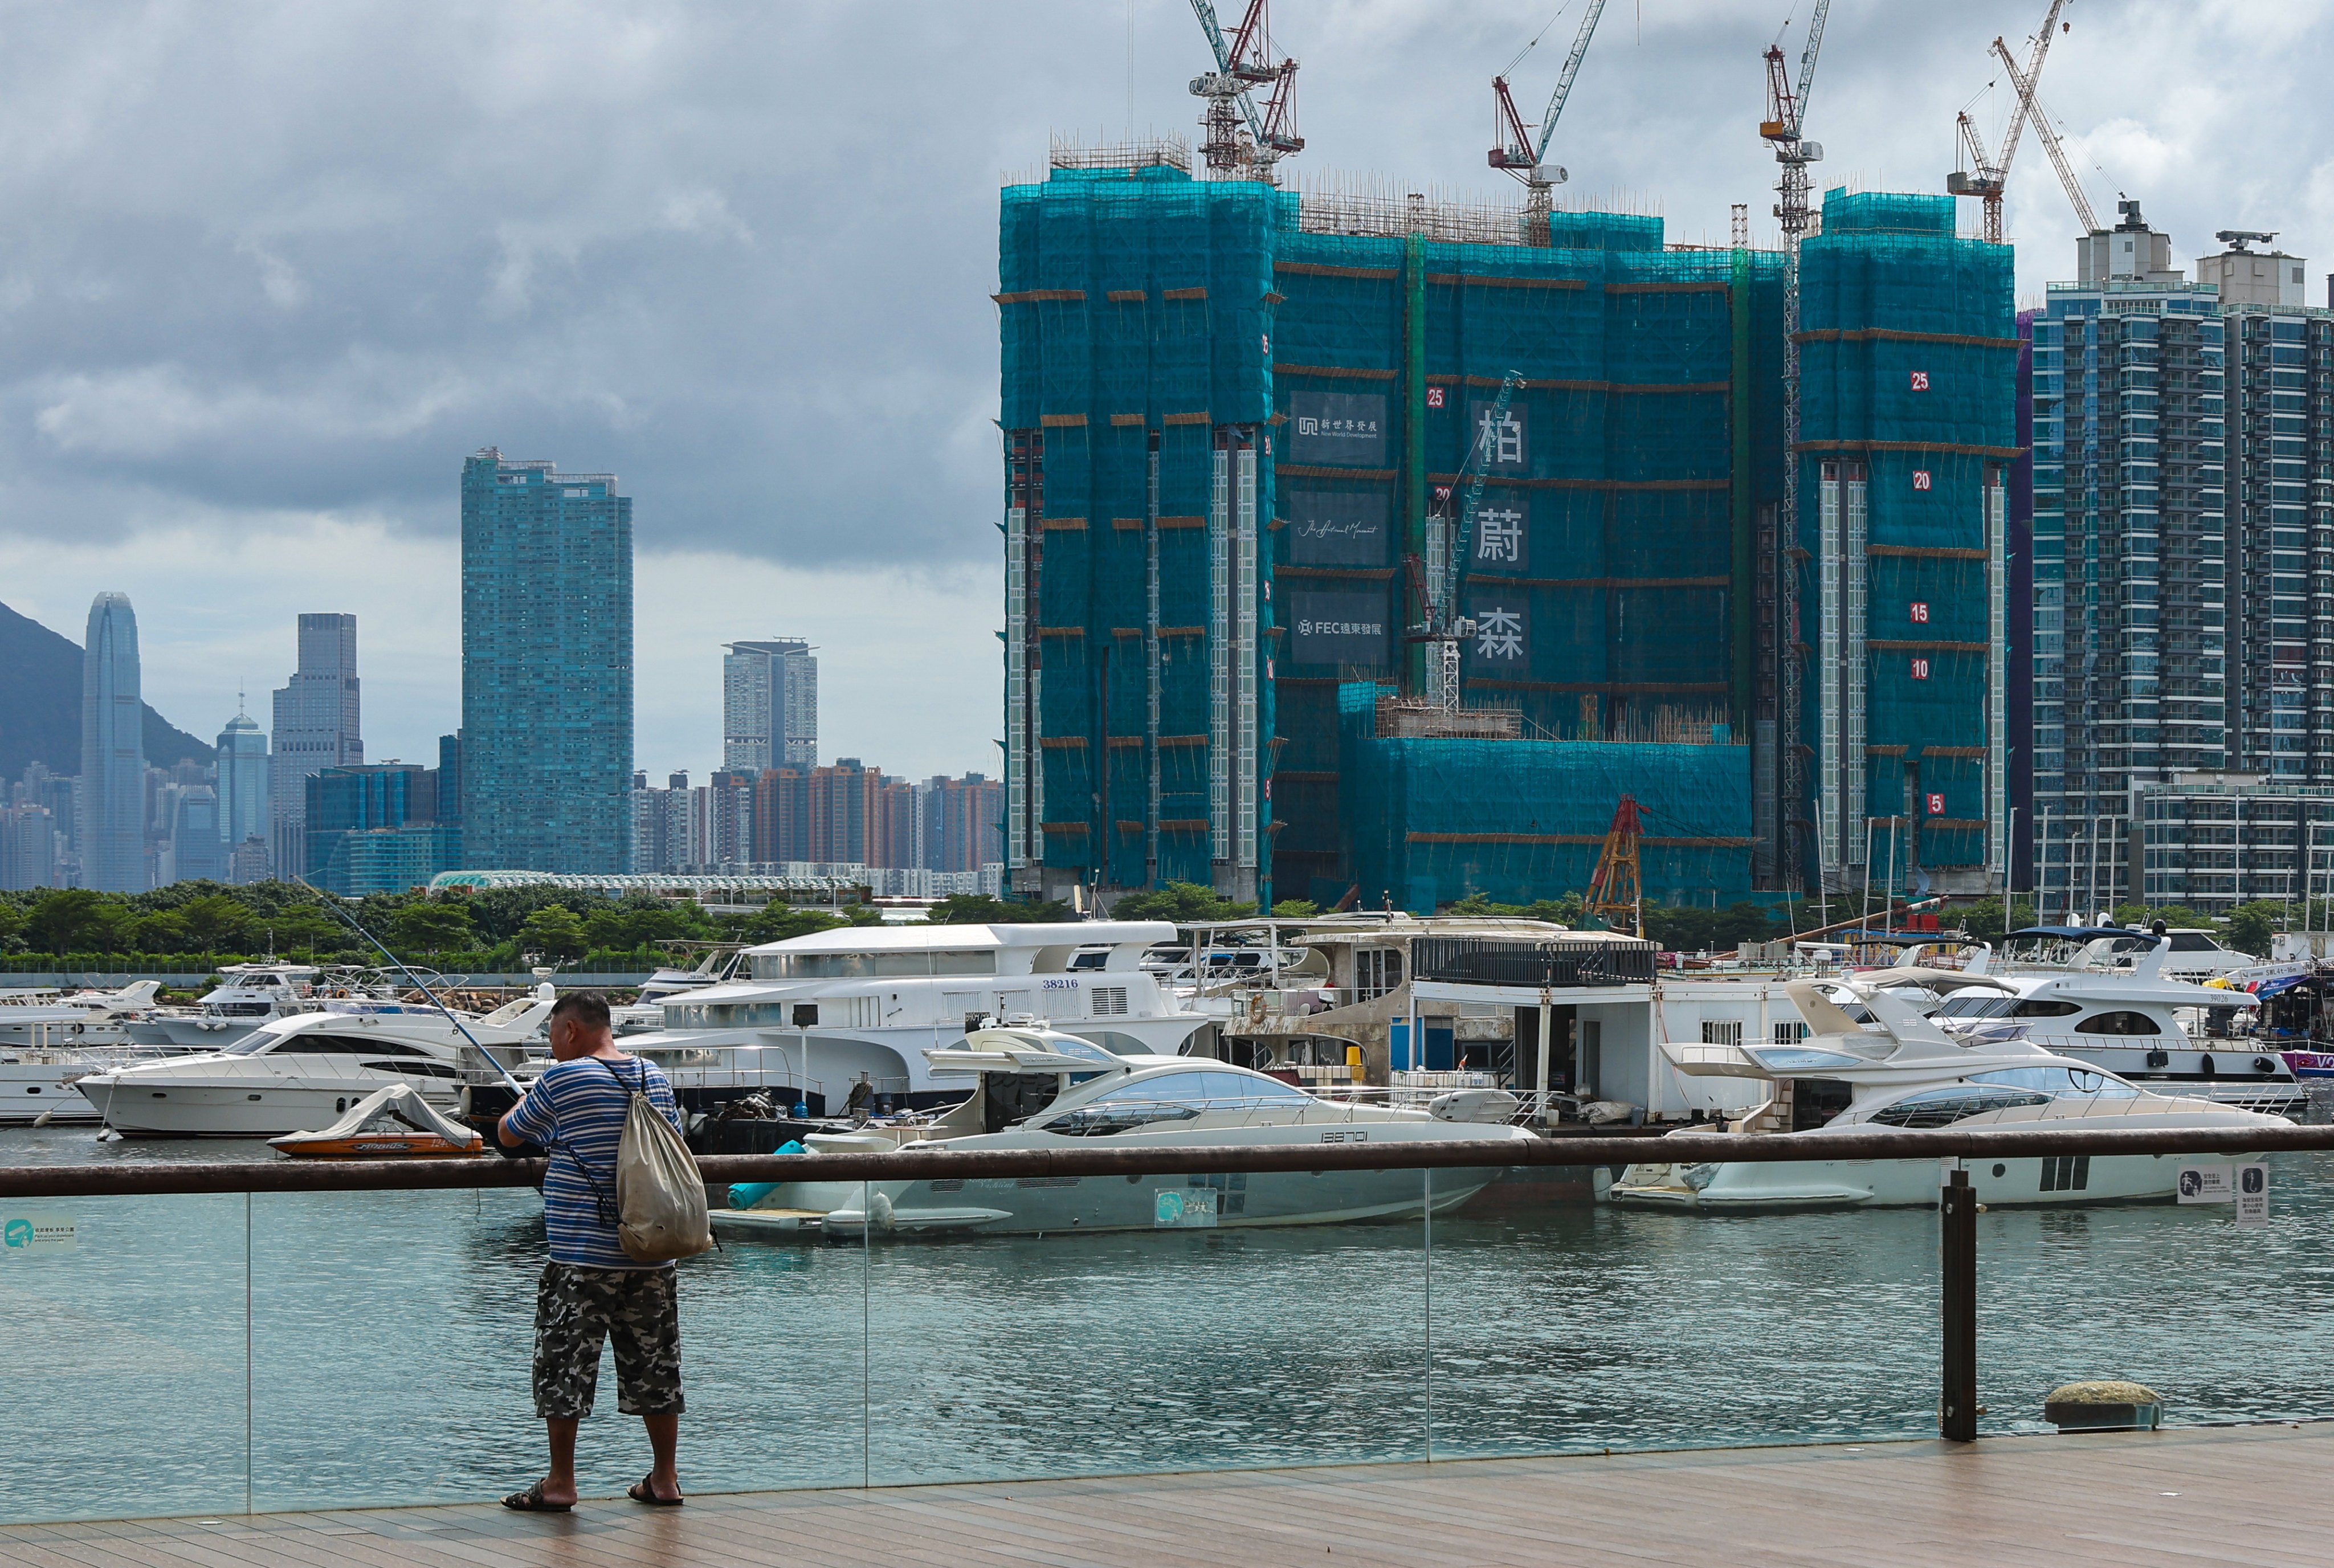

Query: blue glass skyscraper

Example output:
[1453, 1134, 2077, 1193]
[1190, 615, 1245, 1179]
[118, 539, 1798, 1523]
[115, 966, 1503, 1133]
[80, 591, 147, 892]
[459, 448, 634, 871]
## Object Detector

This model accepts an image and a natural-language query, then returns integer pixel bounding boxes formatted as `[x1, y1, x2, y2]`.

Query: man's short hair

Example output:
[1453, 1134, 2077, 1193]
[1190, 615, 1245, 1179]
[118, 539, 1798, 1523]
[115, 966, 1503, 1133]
[548, 991, 611, 1032]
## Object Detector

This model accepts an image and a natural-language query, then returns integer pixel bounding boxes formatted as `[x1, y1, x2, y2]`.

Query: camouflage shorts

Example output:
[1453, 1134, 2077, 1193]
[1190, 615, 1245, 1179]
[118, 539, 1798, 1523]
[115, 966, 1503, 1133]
[532, 1263, 684, 1420]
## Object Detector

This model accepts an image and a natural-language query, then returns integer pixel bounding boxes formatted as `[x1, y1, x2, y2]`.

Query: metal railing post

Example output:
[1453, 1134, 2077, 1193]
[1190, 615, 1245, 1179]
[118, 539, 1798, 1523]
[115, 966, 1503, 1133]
[1939, 1167, 1978, 1442]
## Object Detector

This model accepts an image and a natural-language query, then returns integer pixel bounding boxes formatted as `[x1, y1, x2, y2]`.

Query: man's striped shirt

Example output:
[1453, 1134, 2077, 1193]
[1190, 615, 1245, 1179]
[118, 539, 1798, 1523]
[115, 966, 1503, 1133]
[506, 1054, 683, 1270]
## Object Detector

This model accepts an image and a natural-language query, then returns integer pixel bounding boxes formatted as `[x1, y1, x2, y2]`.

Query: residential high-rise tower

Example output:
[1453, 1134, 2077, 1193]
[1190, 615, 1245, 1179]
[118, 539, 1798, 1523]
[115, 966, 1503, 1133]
[270, 614, 362, 876]
[722, 639, 818, 771]
[460, 448, 634, 872]
[79, 592, 147, 892]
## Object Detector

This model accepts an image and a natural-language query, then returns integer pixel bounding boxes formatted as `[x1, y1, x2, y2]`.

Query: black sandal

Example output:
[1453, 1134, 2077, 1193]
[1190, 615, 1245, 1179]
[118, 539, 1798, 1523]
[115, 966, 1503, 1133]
[627, 1472, 685, 1507]
[501, 1480, 573, 1512]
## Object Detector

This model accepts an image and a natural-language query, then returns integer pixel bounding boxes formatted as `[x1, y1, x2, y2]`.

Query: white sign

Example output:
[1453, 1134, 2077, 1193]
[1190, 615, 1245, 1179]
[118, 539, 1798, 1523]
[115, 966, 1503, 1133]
[2176, 1163, 2233, 1203]
[1154, 1189, 1218, 1228]
[2235, 1162, 2270, 1228]
[1, 1212, 75, 1254]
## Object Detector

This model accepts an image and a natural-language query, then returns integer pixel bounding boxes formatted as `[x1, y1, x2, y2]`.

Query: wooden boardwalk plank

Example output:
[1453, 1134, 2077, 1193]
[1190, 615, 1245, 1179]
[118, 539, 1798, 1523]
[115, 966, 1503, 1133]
[2, 1427, 2328, 1568]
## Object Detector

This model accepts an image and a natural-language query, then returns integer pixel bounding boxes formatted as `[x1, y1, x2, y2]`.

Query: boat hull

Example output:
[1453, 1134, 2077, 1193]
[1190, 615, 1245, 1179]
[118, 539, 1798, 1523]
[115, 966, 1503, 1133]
[1609, 1151, 2259, 1210]
[721, 1162, 1509, 1240]
[0, 1064, 101, 1124]
[77, 1075, 458, 1138]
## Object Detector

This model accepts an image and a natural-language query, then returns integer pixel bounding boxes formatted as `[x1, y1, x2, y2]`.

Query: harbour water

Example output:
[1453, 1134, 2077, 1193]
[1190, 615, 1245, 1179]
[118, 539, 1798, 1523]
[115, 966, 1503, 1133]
[5, 1128, 2333, 1524]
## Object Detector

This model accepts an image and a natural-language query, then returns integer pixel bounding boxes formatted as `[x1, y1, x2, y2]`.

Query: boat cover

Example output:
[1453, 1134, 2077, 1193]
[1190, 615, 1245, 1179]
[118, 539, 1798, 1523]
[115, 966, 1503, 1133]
[272, 1083, 482, 1149]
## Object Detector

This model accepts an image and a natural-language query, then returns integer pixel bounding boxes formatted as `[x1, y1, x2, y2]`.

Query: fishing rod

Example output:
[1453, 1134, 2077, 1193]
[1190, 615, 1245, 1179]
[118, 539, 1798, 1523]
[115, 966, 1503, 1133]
[293, 878, 529, 1094]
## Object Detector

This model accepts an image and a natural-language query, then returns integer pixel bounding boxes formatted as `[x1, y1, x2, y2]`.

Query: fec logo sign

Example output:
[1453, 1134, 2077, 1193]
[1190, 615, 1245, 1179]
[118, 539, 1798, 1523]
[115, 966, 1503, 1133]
[1, 1212, 75, 1254]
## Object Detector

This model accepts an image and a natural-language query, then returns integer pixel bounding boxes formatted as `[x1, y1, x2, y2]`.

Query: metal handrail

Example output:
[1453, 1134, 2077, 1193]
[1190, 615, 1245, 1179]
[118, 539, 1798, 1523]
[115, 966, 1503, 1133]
[7, 1122, 2334, 1198]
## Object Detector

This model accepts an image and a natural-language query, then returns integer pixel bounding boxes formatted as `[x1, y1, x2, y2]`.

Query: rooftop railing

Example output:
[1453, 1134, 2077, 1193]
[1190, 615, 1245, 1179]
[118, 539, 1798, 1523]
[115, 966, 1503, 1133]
[1408, 935, 1658, 989]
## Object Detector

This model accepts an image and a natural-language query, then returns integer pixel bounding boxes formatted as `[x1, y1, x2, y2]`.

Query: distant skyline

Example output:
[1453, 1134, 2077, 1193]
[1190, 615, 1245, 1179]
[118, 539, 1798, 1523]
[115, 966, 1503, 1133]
[1, 2, 2324, 788]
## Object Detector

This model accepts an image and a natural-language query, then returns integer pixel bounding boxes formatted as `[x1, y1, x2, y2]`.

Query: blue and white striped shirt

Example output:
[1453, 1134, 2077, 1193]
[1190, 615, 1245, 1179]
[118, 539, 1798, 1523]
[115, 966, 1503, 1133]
[506, 1054, 684, 1270]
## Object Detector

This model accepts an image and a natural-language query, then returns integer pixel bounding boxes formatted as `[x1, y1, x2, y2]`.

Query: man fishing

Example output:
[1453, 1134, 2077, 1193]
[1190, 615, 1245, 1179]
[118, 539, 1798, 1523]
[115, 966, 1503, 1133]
[496, 991, 688, 1511]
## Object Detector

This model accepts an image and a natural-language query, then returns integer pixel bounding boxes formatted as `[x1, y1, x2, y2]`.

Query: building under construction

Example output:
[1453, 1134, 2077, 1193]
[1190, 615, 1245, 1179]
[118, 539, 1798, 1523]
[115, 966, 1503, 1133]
[998, 142, 2012, 910]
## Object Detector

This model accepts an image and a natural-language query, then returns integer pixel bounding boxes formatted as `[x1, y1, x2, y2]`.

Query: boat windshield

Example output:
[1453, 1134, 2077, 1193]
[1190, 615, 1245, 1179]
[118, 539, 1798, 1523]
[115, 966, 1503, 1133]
[1087, 1069, 1309, 1108]
[1969, 1065, 2140, 1098]
[1933, 995, 2017, 1019]
[1867, 1085, 2053, 1127]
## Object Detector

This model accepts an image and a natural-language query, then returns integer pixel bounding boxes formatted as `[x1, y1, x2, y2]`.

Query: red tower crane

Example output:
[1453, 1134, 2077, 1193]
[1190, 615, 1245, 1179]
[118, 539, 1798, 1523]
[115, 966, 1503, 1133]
[1586, 796, 1645, 938]
[1186, 1, 1302, 179]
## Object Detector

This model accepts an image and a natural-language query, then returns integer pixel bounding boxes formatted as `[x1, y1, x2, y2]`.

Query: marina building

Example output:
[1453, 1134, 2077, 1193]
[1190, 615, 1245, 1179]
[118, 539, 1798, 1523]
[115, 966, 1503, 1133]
[213, 703, 270, 881]
[723, 638, 818, 771]
[459, 449, 634, 873]
[995, 145, 2011, 910]
[79, 591, 146, 892]
[268, 613, 362, 879]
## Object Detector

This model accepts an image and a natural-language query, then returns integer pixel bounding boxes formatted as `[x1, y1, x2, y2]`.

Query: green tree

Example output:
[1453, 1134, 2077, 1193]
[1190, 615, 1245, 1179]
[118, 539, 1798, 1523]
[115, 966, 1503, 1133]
[2223, 900, 2286, 961]
[737, 905, 854, 944]
[173, 894, 256, 953]
[1957, 898, 2037, 945]
[26, 889, 116, 955]
[389, 900, 476, 956]
[1264, 898, 1319, 918]
[131, 910, 189, 954]
[0, 899, 24, 950]
[924, 893, 1079, 925]
[1111, 881, 1254, 922]
[516, 904, 589, 961]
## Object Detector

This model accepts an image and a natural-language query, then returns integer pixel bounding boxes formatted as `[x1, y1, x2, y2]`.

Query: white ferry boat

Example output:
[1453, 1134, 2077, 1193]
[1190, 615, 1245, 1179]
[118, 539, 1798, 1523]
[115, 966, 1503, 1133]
[618, 921, 1211, 1116]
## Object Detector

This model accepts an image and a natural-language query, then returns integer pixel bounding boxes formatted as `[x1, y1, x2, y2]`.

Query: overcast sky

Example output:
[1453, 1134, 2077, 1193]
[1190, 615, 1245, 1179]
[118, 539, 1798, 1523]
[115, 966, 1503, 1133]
[5, 0, 2327, 780]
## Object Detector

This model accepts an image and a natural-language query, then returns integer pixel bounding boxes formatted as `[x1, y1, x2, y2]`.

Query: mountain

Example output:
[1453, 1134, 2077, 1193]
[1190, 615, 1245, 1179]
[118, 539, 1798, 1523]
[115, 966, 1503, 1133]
[0, 599, 216, 782]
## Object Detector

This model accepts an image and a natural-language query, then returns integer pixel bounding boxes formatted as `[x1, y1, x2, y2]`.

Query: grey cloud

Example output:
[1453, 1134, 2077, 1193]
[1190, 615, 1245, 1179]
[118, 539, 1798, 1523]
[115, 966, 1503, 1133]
[0, 0, 2327, 574]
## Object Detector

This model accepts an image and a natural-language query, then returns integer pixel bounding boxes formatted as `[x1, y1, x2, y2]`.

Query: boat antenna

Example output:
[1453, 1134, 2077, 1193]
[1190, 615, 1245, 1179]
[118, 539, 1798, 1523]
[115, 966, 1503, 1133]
[293, 877, 527, 1093]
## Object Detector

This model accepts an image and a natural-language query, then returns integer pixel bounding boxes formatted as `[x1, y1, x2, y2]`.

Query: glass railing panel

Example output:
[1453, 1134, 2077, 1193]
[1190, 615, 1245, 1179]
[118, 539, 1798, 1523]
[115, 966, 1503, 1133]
[1425, 1159, 1945, 1459]
[0, 1190, 251, 1524]
[859, 1167, 1432, 1486]
[1972, 1150, 2334, 1434]
[250, 1179, 871, 1510]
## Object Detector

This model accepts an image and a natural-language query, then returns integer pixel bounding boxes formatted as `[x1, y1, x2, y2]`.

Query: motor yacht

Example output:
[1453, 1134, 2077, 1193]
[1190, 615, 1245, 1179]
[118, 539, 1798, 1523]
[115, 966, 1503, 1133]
[609, 921, 1211, 1118]
[611, 945, 746, 1035]
[125, 962, 326, 1047]
[1609, 978, 2286, 1210]
[0, 981, 161, 1048]
[1999, 925, 2257, 984]
[75, 987, 556, 1137]
[712, 1024, 1536, 1239]
[1902, 940, 2304, 1118]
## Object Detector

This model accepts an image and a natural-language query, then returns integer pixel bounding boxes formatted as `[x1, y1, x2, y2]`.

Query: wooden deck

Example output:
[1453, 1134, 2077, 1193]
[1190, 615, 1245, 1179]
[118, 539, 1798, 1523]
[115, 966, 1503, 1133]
[3, 1423, 2328, 1567]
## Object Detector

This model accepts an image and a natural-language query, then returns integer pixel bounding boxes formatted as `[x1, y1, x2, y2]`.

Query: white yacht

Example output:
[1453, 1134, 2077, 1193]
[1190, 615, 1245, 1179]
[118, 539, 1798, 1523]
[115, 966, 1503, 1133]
[0, 981, 160, 1048]
[127, 962, 325, 1047]
[2000, 924, 2257, 984]
[75, 988, 557, 1138]
[713, 1024, 1536, 1239]
[1609, 978, 2286, 1210]
[1901, 940, 2304, 1118]
[621, 921, 1211, 1116]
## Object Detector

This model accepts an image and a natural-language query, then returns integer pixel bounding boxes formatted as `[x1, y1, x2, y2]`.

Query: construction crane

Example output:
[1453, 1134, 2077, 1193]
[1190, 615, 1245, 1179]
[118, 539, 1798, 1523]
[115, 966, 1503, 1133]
[1947, 1, 2071, 243]
[1995, 36, 2097, 232]
[1407, 369, 1526, 712]
[1488, 0, 1610, 239]
[1760, 1, 1828, 895]
[1187, 1, 1303, 180]
[1585, 795, 1645, 938]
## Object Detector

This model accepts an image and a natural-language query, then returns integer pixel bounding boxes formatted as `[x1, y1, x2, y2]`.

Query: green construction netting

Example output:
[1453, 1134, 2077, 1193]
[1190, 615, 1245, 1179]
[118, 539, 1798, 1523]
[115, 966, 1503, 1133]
[1794, 187, 2013, 879]
[1004, 157, 1792, 901]
[1337, 681, 1753, 910]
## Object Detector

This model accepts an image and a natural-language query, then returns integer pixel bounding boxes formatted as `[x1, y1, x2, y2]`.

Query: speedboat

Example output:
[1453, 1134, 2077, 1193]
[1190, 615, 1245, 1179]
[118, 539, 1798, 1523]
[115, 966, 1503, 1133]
[1609, 978, 2287, 1210]
[267, 1083, 485, 1159]
[75, 987, 556, 1137]
[615, 921, 1211, 1118]
[1877, 938, 2304, 1118]
[713, 1024, 1536, 1239]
